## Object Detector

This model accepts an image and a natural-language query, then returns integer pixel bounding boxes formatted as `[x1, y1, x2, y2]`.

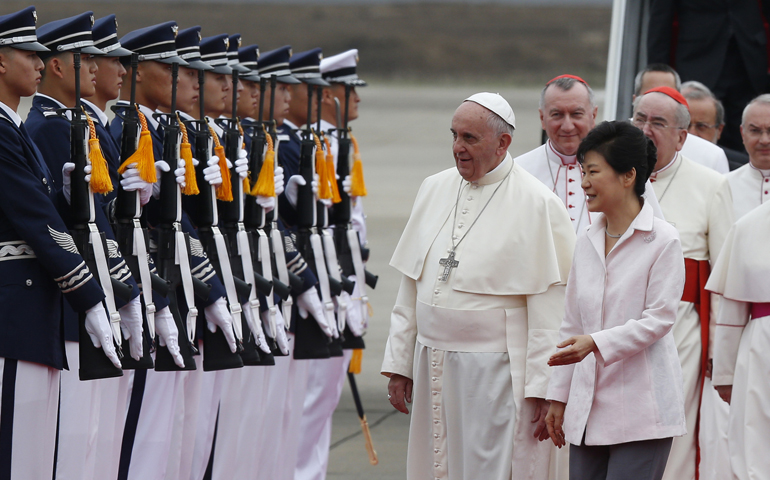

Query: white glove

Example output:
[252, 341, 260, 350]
[120, 163, 153, 206]
[61, 162, 92, 204]
[342, 174, 352, 195]
[152, 159, 186, 198]
[235, 148, 249, 179]
[320, 198, 332, 208]
[243, 304, 271, 354]
[297, 288, 333, 338]
[256, 195, 275, 212]
[155, 306, 184, 368]
[274, 166, 285, 197]
[263, 308, 290, 355]
[203, 155, 223, 186]
[119, 296, 144, 361]
[204, 297, 237, 353]
[345, 288, 365, 337]
[285, 173, 319, 208]
[85, 302, 122, 368]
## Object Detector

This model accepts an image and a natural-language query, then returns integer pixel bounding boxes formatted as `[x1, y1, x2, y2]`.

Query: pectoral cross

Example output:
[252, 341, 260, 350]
[438, 251, 459, 282]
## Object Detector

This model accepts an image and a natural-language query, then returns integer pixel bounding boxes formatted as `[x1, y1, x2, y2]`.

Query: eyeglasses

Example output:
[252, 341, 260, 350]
[631, 117, 683, 132]
[689, 122, 719, 133]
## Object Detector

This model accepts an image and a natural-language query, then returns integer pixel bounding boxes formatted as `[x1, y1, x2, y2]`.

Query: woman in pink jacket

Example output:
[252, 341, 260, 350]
[544, 121, 687, 480]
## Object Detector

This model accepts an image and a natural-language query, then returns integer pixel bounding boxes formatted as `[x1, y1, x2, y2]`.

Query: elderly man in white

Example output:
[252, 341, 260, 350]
[382, 93, 575, 480]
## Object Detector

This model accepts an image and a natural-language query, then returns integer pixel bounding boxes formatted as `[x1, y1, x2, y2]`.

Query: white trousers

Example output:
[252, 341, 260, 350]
[120, 367, 179, 480]
[0, 357, 59, 480]
[294, 351, 351, 480]
[234, 367, 268, 478]
[93, 371, 131, 480]
[164, 351, 204, 480]
[55, 341, 102, 480]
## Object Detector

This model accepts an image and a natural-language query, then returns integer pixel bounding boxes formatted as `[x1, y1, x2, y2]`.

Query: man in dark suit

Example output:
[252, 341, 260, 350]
[648, 0, 770, 153]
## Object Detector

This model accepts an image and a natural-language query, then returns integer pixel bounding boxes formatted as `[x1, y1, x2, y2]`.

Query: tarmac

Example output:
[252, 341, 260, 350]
[325, 84, 604, 479]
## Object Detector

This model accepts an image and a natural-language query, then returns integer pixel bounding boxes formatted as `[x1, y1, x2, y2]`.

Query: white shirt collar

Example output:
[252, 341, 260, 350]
[81, 98, 108, 126]
[138, 104, 159, 130]
[283, 119, 299, 130]
[0, 101, 22, 127]
[207, 116, 223, 138]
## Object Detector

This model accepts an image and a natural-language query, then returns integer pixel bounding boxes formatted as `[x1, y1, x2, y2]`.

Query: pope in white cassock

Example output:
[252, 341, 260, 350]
[382, 93, 575, 480]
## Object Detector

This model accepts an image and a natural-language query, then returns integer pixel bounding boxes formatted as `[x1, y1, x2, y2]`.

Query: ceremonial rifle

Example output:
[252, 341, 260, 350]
[292, 83, 334, 359]
[265, 75, 303, 352]
[214, 68, 266, 366]
[330, 88, 377, 349]
[61, 52, 127, 380]
[153, 62, 208, 371]
[243, 76, 285, 357]
[111, 52, 159, 370]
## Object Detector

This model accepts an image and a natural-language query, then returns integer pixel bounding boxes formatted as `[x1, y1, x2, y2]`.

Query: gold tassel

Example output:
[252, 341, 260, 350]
[238, 122, 256, 196]
[252, 125, 276, 197]
[84, 110, 113, 194]
[348, 348, 363, 374]
[177, 115, 199, 195]
[208, 124, 233, 202]
[313, 132, 331, 200]
[349, 132, 367, 197]
[118, 107, 157, 183]
[324, 136, 342, 203]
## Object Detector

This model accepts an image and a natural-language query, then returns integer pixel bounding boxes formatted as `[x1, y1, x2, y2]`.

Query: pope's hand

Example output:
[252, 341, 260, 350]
[545, 401, 567, 448]
[155, 306, 184, 368]
[204, 297, 237, 353]
[84, 302, 122, 368]
[548, 335, 596, 366]
[119, 296, 144, 361]
[387, 373, 413, 415]
[531, 398, 551, 442]
[716, 385, 732, 405]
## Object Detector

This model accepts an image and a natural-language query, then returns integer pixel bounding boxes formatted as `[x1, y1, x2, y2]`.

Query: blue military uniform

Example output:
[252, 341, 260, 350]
[0, 8, 106, 480]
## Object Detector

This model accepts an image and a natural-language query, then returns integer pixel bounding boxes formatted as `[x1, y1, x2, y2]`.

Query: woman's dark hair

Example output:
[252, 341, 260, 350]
[576, 120, 657, 198]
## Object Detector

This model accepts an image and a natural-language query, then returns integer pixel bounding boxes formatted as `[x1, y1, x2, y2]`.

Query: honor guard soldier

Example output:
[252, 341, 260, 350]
[26, 12, 146, 480]
[0, 7, 118, 479]
[113, 21, 230, 480]
[257, 44, 331, 480]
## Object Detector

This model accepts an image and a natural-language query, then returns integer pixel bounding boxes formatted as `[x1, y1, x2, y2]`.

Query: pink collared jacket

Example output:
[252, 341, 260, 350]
[546, 201, 687, 446]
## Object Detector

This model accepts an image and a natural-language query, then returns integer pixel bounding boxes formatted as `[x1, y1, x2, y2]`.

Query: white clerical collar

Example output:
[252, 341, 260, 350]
[546, 140, 577, 165]
[473, 153, 512, 186]
[650, 153, 679, 181]
[749, 161, 770, 178]
[0, 101, 22, 127]
[81, 99, 108, 126]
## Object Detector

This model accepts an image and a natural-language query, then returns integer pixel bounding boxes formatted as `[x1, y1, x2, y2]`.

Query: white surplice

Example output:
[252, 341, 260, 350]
[706, 200, 770, 480]
[514, 141, 665, 234]
[726, 161, 770, 220]
[650, 153, 734, 480]
[382, 154, 575, 480]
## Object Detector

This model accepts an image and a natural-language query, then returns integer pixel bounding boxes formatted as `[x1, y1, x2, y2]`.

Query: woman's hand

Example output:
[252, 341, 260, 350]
[387, 374, 413, 414]
[548, 335, 597, 366]
[545, 401, 567, 448]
